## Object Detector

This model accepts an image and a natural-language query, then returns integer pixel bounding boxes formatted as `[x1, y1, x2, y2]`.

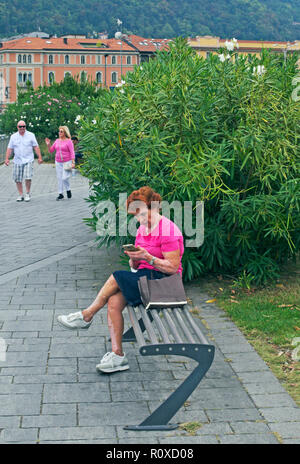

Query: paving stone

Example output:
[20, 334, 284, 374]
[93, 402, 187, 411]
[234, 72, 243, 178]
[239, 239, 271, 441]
[0, 416, 20, 428]
[43, 383, 110, 403]
[39, 426, 117, 442]
[218, 433, 279, 444]
[159, 435, 219, 444]
[205, 408, 262, 423]
[1, 428, 39, 443]
[0, 395, 41, 415]
[229, 420, 272, 434]
[269, 422, 300, 439]
[259, 407, 300, 423]
[22, 413, 77, 428]
[251, 393, 297, 408]
[79, 402, 151, 426]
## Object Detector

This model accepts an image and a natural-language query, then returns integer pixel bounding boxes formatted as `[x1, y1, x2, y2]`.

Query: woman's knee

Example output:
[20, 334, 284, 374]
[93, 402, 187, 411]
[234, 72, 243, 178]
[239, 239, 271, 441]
[107, 292, 126, 315]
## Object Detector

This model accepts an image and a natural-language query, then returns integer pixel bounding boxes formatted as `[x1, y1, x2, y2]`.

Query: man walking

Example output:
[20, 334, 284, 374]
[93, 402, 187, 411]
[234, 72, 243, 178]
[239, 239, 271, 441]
[5, 120, 43, 202]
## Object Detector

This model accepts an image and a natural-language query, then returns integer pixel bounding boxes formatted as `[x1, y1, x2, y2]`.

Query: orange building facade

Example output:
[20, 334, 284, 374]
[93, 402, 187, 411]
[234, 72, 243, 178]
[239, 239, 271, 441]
[0, 35, 170, 106]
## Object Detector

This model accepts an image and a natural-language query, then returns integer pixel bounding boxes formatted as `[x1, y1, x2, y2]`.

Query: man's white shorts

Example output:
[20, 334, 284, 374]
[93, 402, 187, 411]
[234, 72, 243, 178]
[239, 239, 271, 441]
[13, 162, 34, 183]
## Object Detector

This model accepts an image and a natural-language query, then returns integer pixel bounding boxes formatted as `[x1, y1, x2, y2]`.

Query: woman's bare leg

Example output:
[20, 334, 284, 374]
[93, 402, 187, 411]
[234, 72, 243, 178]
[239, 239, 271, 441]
[107, 291, 127, 356]
[82, 274, 120, 322]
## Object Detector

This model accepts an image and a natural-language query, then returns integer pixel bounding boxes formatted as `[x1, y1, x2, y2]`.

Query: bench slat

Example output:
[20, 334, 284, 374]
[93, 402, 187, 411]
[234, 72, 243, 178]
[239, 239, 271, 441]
[150, 310, 172, 344]
[173, 308, 196, 343]
[183, 306, 209, 345]
[127, 306, 146, 347]
[163, 309, 184, 343]
[138, 305, 159, 345]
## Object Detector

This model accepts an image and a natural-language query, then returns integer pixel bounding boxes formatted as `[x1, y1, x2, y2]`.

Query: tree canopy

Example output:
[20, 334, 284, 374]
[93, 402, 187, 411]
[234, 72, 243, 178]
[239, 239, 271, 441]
[0, 0, 299, 41]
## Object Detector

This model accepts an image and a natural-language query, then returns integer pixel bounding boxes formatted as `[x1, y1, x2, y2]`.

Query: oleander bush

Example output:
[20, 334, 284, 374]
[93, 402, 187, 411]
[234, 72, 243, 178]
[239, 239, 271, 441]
[0, 75, 101, 142]
[78, 38, 299, 284]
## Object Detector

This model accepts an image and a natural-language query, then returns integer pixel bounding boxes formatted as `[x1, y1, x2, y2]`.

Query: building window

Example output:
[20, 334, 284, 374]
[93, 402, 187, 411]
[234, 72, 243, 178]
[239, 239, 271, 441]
[17, 72, 32, 86]
[28, 55, 32, 64]
[23, 54, 26, 64]
[96, 72, 102, 84]
[48, 55, 53, 64]
[111, 55, 116, 65]
[111, 71, 117, 84]
[126, 56, 131, 65]
[80, 71, 87, 82]
[81, 55, 85, 65]
[48, 71, 55, 84]
[65, 55, 69, 65]
[18, 54, 22, 63]
[64, 71, 72, 78]
[97, 55, 102, 65]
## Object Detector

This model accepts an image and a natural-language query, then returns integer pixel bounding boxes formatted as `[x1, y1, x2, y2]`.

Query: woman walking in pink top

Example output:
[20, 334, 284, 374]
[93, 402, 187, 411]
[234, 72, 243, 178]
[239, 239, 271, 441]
[45, 126, 75, 200]
[57, 186, 185, 373]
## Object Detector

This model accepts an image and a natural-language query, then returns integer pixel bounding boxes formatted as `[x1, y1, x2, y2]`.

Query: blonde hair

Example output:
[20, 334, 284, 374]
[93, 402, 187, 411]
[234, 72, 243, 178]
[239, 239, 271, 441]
[59, 126, 71, 138]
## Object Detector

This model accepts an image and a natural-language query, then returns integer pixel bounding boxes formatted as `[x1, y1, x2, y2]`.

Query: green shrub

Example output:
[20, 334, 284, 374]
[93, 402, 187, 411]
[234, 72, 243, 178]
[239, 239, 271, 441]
[78, 38, 299, 285]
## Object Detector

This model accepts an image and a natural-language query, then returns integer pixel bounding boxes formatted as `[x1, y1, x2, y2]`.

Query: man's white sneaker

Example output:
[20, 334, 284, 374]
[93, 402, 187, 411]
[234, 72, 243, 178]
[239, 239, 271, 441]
[16, 196, 24, 202]
[24, 193, 31, 202]
[96, 352, 129, 373]
[57, 311, 92, 330]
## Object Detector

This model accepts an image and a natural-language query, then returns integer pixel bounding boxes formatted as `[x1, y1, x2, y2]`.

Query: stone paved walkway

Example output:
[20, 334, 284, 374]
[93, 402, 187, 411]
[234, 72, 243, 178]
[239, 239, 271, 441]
[0, 163, 299, 444]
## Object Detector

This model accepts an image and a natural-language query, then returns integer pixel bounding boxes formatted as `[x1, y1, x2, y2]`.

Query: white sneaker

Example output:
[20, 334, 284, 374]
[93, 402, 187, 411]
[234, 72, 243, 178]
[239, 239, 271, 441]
[16, 196, 24, 202]
[24, 193, 31, 202]
[57, 311, 92, 330]
[96, 352, 129, 373]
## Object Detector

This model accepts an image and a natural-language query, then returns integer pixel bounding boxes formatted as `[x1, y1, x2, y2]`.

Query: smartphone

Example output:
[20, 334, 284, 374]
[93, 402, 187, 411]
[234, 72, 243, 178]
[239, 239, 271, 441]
[122, 244, 139, 252]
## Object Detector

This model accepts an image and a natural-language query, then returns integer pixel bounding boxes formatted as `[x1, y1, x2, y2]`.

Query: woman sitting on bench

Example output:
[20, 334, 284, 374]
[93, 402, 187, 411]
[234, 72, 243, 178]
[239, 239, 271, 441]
[57, 186, 184, 373]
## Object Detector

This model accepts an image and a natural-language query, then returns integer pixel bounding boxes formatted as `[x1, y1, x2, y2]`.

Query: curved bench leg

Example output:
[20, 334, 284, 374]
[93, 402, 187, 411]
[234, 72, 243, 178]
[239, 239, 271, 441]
[124, 343, 215, 431]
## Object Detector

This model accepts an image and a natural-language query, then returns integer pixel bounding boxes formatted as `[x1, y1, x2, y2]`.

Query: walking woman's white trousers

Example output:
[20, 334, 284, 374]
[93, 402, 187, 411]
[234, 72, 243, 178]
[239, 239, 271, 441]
[55, 161, 71, 194]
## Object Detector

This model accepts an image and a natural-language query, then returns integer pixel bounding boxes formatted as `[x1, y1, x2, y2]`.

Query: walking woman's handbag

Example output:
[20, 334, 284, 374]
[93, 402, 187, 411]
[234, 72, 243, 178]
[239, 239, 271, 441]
[138, 273, 187, 310]
[63, 160, 73, 171]
[58, 141, 73, 171]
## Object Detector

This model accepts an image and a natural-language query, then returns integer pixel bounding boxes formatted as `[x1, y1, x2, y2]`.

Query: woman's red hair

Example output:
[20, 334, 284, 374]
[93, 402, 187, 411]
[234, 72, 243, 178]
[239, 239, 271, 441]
[127, 186, 162, 213]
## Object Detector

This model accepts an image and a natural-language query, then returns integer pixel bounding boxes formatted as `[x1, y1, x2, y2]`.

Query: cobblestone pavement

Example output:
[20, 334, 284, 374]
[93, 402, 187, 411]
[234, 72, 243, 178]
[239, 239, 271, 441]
[0, 163, 299, 444]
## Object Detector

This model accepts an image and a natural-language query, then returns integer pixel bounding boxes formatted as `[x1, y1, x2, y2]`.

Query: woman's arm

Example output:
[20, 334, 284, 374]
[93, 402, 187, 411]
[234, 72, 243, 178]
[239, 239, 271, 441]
[67, 139, 76, 167]
[45, 138, 56, 153]
[126, 248, 180, 275]
[68, 139, 76, 160]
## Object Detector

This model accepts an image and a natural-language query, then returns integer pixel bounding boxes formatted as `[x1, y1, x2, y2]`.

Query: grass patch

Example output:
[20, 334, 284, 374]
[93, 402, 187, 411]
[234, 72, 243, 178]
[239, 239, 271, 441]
[192, 261, 300, 406]
[178, 421, 203, 435]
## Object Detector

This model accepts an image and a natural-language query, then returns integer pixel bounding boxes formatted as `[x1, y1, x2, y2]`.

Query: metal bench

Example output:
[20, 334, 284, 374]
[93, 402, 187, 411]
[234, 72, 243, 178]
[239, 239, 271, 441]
[122, 304, 215, 431]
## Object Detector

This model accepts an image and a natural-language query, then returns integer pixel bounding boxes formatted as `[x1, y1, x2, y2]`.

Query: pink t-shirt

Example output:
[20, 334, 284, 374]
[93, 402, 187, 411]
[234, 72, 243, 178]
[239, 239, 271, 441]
[135, 216, 184, 274]
[50, 138, 75, 163]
